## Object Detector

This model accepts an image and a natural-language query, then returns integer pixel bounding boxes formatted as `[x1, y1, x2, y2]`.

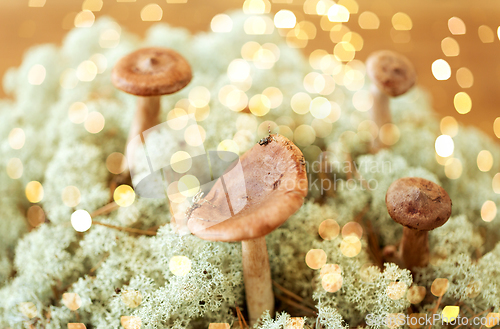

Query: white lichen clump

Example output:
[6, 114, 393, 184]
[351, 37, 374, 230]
[0, 11, 499, 329]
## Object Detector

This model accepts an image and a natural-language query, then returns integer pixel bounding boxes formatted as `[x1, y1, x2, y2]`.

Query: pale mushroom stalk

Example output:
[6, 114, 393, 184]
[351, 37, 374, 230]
[366, 50, 416, 151]
[187, 134, 308, 325]
[241, 238, 274, 322]
[385, 177, 452, 271]
[112, 47, 192, 174]
[127, 96, 160, 149]
[369, 83, 391, 133]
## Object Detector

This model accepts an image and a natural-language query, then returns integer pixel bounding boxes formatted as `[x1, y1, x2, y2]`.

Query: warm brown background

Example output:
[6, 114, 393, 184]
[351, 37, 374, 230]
[0, 0, 499, 141]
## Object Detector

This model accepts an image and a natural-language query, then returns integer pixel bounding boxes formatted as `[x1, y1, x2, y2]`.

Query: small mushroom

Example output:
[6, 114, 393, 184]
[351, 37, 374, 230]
[188, 134, 308, 325]
[112, 47, 192, 172]
[366, 50, 416, 151]
[385, 177, 452, 271]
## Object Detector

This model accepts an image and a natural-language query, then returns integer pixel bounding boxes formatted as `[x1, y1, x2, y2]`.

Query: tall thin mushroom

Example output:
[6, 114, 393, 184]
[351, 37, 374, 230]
[385, 177, 452, 271]
[187, 134, 308, 325]
[366, 50, 416, 151]
[112, 47, 192, 175]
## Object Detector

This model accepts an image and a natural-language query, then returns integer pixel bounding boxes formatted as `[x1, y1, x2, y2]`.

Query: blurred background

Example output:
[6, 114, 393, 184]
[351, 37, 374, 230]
[0, 0, 499, 141]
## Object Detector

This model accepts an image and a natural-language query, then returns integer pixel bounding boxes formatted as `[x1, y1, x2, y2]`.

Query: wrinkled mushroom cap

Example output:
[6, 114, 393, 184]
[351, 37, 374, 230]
[112, 47, 192, 97]
[366, 50, 416, 97]
[386, 177, 452, 231]
[188, 134, 308, 242]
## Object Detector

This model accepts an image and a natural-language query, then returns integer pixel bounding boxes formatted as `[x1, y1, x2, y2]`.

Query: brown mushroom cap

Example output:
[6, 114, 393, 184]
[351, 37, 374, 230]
[187, 134, 308, 242]
[386, 177, 452, 231]
[366, 50, 416, 97]
[111, 47, 192, 97]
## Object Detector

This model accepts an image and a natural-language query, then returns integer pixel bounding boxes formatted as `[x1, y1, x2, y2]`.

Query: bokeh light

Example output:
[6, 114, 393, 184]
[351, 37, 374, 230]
[322, 272, 343, 293]
[189, 86, 211, 108]
[340, 236, 361, 257]
[379, 123, 400, 146]
[358, 11, 379, 29]
[481, 200, 497, 222]
[478, 25, 494, 43]
[26, 181, 44, 203]
[341, 222, 363, 239]
[495, 118, 500, 139]
[431, 278, 449, 297]
[327, 4, 349, 23]
[28, 64, 46, 85]
[249, 94, 271, 116]
[68, 102, 89, 124]
[71, 209, 92, 232]
[19, 302, 37, 319]
[106, 152, 127, 174]
[77, 60, 98, 81]
[444, 158, 463, 180]
[62, 293, 82, 311]
[392, 12, 412, 30]
[169, 256, 191, 276]
[185, 124, 206, 146]
[456, 67, 473, 88]
[82, 0, 103, 11]
[454, 92, 472, 114]
[8, 128, 25, 150]
[431, 59, 451, 80]
[74, 10, 95, 27]
[441, 37, 459, 57]
[440, 116, 458, 137]
[435, 135, 454, 157]
[84, 111, 105, 133]
[274, 10, 296, 28]
[352, 90, 372, 112]
[448, 17, 466, 35]
[141, 4, 162, 21]
[62, 186, 81, 207]
[6, 158, 23, 179]
[211, 14, 233, 33]
[178, 175, 201, 197]
[121, 316, 142, 329]
[291, 92, 311, 115]
[493, 173, 500, 194]
[477, 150, 493, 172]
[466, 281, 482, 298]
[305, 249, 327, 269]
[121, 290, 142, 308]
[318, 219, 340, 240]
[27, 205, 45, 227]
[294, 125, 316, 147]
[170, 151, 192, 173]
[442, 306, 460, 323]
[407, 286, 426, 304]
[386, 282, 407, 300]
[114, 185, 135, 207]
[485, 313, 500, 328]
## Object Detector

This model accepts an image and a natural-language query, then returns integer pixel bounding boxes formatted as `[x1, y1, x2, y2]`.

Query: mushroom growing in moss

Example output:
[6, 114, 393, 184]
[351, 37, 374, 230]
[384, 177, 452, 271]
[112, 47, 192, 174]
[187, 134, 308, 325]
[366, 50, 416, 151]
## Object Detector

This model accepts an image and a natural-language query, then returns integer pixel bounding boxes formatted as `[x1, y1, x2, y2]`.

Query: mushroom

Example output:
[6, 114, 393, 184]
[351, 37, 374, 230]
[366, 50, 416, 151]
[111, 47, 192, 173]
[187, 134, 308, 325]
[385, 177, 452, 271]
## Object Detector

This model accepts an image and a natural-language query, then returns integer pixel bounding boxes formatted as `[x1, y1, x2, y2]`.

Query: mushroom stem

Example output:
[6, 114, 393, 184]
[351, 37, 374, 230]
[370, 84, 390, 151]
[241, 237, 274, 325]
[128, 96, 161, 145]
[400, 228, 429, 270]
[126, 96, 161, 171]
